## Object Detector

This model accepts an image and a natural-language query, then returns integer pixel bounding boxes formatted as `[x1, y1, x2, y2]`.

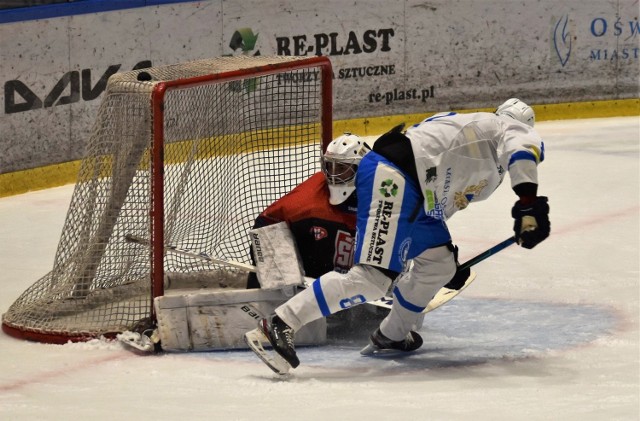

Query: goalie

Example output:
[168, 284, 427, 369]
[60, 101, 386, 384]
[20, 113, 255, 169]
[246, 133, 366, 289]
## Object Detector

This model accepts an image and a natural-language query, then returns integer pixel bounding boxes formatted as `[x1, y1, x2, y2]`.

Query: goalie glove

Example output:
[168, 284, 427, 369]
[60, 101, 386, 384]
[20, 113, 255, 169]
[511, 196, 550, 249]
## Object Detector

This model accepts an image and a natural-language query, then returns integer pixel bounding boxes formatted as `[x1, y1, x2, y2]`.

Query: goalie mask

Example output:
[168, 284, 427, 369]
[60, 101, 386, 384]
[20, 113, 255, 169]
[496, 98, 535, 127]
[322, 133, 372, 205]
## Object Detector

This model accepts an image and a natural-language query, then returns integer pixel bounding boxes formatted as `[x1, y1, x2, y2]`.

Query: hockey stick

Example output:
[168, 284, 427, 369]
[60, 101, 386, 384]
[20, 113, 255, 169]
[124, 234, 257, 273]
[126, 233, 516, 310]
[458, 236, 516, 271]
[126, 232, 515, 274]
[371, 236, 516, 312]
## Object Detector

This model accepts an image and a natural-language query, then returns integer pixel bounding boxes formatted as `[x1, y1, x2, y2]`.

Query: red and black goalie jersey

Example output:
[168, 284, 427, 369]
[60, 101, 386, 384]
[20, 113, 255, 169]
[247, 172, 357, 288]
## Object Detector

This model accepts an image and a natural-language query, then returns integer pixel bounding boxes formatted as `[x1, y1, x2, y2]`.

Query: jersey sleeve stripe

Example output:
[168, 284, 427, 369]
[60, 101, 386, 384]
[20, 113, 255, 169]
[508, 150, 539, 168]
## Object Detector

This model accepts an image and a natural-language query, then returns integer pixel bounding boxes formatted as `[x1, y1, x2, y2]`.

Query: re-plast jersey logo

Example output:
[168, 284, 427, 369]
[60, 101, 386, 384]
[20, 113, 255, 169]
[379, 179, 398, 198]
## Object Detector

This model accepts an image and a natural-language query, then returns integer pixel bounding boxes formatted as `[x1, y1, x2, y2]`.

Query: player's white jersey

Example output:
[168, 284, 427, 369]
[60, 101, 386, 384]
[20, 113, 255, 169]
[406, 111, 544, 220]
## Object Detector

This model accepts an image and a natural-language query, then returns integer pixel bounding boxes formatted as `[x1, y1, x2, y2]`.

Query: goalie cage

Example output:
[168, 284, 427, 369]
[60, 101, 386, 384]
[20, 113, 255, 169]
[2, 55, 333, 344]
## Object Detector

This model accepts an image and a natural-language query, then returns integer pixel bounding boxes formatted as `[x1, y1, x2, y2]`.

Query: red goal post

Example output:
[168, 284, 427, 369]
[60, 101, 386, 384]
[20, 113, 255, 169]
[2, 55, 333, 344]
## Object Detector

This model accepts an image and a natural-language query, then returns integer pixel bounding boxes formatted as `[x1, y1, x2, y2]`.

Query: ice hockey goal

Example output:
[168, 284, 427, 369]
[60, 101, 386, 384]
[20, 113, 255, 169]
[2, 55, 333, 344]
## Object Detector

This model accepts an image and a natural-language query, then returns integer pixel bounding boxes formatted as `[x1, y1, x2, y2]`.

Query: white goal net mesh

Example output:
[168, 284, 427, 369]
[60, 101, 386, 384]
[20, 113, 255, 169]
[2, 55, 332, 343]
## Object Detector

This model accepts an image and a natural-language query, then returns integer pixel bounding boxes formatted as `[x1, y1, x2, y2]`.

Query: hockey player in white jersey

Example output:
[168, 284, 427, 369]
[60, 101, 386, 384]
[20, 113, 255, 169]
[245, 98, 550, 373]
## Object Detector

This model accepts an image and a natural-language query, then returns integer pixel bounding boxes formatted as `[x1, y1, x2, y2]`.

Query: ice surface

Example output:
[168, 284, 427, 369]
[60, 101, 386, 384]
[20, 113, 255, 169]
[0, 117, 638, 420]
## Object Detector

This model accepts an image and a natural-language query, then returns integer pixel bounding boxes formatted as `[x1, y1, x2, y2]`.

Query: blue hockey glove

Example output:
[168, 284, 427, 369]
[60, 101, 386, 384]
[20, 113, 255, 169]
[511, 196, 550, 249]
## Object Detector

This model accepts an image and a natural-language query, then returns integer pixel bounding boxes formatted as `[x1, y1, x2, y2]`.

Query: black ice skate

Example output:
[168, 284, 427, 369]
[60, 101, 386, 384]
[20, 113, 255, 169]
[261, 315, 300, 368]
[244, 316, 300, 375]
[244, 315, 299, 374]
[360, 328, 423, 356]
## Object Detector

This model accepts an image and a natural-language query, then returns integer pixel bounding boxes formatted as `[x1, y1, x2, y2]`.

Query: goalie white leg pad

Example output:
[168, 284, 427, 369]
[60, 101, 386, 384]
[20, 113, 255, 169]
[155, 288, 326, 352]
[164, 269, 250, 290]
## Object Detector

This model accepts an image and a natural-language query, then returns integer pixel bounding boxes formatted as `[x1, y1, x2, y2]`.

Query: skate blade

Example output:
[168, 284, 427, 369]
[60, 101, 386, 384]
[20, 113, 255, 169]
[360, 343, 409, 357]
[244, 328, 291, 375]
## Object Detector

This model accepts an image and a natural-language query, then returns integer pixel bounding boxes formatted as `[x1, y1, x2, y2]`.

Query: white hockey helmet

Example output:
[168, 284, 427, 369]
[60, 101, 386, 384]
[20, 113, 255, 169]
[322, 133, 371, 205]
[496, 98, 535, 127]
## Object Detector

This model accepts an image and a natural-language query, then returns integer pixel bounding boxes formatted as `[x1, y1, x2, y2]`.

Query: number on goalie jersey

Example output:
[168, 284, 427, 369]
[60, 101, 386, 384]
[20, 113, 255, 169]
[246, 172, 358, 288]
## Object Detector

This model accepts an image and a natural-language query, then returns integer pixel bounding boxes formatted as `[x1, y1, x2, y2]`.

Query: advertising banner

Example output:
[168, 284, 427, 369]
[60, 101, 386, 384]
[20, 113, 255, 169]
[0, 0, 638, 174]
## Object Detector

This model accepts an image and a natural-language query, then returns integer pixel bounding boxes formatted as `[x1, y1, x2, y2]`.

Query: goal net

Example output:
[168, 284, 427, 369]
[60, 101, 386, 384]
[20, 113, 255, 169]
[2, 55, 333, 344]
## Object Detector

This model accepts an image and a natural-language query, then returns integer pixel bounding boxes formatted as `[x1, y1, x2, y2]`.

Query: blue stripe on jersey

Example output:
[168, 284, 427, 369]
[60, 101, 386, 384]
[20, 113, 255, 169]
[508, 150, 538, 168]
[424, 111, 457, 122]
[410, 112, 457, 129]
[313, 278, 331, 316]
[393, 286, 426, 313]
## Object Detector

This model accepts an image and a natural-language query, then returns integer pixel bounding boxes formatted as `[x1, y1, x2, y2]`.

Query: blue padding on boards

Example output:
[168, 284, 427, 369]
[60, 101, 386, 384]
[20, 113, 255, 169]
[0, 0, 197, 24]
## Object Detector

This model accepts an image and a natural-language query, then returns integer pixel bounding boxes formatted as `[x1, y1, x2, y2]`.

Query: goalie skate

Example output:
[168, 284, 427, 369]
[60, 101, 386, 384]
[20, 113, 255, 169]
[117, 330, 156, 353]
[244, 328, 292, 375]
